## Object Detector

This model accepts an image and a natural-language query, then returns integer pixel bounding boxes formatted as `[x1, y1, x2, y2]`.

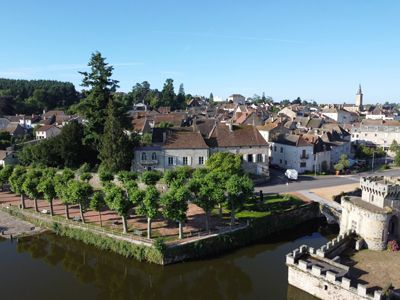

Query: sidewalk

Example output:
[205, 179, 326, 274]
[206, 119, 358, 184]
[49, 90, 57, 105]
[297, 190, 342, 211]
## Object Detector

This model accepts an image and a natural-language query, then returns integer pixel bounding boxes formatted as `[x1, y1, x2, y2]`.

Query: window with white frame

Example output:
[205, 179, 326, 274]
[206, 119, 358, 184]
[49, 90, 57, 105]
[256, 153, 263, 162]
[141, 152, 147, 161]
[168, 157, 173, 165]
[183, 157, 188, 165]
[198, 156, 204, 165]
[151, 152, 157, 160]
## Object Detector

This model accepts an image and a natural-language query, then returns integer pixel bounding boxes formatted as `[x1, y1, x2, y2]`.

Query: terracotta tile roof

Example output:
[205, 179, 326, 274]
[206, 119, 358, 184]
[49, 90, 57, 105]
[132, 117, 147, 132]
[153, 113, 186, 127]
[44, 110, 65, 118]
[207, 124, 268, 147]
[276, 134, 313, 147]
[3, 123, 24, 134]
[157, 106, 171, 114]
[235, 112, 253, 124]
[164, 130, 209, 149]
[256, 122, 278, 131]
[195, 119, 216, 137]
[37, 125, 56, 132]
[360, 119, 400, 127]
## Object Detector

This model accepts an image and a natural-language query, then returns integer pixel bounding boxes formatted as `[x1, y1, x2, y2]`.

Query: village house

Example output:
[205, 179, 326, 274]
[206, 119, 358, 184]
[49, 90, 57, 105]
[5, 114, 41, 129]
[321, 106, 357, 124]
[351, 119, 400, 150]
[270, 133, 331, 173]
[133, 123, 270, 177]
[207, 123, 270, 176]
[227, 94, 246, 105]
[0, 148, 18, 167]
[2, 123, 25, 137]
[35, 125, 61, 140]
[0, 118, 10, 130]
[317, 123, 351, 165]
[133, 128, 209, 172]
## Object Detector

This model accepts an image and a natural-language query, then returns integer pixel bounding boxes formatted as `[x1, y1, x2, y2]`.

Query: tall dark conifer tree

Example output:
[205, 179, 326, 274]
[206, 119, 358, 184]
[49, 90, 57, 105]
[99, 100, 132, 173]
[78, 52, 119, 148]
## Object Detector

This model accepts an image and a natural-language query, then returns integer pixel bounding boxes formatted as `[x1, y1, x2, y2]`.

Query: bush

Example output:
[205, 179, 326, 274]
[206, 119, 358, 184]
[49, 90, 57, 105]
[382, 283, 394, 298]
[117, 170, 138, 184]
[154, 238, 166, 254]
[380, 164, 390, 170]
[141, 170, 162, 185]
[78, 163, 91, 174]
[98, 165, 114, 183]
[387, 240, 399, 252]
[80, 172, 93, 182]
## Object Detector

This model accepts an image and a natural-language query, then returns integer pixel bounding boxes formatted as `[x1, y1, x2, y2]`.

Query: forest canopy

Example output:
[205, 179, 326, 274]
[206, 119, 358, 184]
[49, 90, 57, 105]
[0, 78, 79, 114]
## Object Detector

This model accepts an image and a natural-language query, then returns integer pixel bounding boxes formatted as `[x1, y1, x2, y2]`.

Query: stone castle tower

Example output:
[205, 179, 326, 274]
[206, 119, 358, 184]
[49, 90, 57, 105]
[340, 176, 400, 250]
[355, 84, 363, 109]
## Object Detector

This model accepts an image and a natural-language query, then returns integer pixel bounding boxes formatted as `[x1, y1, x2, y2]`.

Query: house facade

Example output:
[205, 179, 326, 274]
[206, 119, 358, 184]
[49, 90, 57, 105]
[321, 107, 357, 124]
[207, 123, 270, 176]
[270, 134, 331, 173]
[227, 94, 246, 105]
[351, 119, 400, 149]
[133, 124, 270, 178]
[35, 125, 61, 140]
[133, 129, 209, 172]
[0, 149, 18, 167]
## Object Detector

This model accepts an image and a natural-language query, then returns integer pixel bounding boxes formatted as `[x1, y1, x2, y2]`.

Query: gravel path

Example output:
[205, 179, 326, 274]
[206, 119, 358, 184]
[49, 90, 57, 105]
[0, 209, 43, 238]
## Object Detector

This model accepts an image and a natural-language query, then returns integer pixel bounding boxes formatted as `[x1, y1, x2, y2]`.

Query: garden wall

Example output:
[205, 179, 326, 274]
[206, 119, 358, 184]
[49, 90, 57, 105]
[2, 202, 321, 265]
[163, 202, 321, 264]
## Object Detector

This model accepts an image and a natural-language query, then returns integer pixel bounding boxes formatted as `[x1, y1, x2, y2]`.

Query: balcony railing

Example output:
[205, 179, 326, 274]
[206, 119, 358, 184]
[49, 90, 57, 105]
[140, 159, 158, 165]
[300, 154, 309, 159]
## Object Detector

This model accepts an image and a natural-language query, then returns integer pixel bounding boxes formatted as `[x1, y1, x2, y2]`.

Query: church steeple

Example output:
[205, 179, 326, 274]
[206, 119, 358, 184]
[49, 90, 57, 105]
[355, 84, 363, 109]
[356, 84, 363, 96]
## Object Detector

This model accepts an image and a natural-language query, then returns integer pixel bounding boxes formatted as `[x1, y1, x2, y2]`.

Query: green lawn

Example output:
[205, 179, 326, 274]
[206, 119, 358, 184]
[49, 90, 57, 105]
[214, 194, 304, 220]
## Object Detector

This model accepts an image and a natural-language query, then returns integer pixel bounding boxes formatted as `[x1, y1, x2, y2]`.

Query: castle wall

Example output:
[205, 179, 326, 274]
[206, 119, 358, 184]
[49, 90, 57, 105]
[288, 267, 371, 300]
[340, 200, 388, 250]
[286, 239, 383, 300]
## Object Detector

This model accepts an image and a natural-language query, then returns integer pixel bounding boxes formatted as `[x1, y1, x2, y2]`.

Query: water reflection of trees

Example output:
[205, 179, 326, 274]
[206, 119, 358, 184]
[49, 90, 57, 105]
[15, 221, 337, 300]
[16, 233, 252, 300]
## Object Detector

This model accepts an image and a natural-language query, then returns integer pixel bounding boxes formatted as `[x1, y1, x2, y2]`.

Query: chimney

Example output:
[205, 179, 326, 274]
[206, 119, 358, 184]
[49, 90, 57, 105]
[228, 120, 233, 132]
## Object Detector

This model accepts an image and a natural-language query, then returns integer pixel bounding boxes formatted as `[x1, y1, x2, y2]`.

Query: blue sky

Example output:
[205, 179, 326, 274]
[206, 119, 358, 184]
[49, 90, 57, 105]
[1, 1, 399, 104]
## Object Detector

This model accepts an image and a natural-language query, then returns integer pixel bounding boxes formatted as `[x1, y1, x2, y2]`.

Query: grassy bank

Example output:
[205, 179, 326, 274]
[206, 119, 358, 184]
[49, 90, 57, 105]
[2, 206, 164, 264]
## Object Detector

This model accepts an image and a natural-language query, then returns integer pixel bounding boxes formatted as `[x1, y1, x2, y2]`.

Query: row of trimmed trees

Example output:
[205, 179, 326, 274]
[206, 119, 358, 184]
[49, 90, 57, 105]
[0, 153, 254, 240]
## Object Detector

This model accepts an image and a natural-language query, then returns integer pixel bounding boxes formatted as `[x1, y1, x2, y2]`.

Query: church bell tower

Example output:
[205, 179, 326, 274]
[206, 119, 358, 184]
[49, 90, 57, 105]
[355, 84, 363, 110]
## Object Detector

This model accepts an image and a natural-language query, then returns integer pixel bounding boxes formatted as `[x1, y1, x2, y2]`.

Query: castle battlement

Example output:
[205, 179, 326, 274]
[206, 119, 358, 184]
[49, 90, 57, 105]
[286, 234, 384, 300]
[360, 176, 400, 195]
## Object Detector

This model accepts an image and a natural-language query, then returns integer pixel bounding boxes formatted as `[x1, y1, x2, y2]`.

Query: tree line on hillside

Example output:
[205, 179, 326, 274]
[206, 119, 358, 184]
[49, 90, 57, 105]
[114, 79, 189, 111]
[0, 78, 79, 115]
[0, 152, 253, 239]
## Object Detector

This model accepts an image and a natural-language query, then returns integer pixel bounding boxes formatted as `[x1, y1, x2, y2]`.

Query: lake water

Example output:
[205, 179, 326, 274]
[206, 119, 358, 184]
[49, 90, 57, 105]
[0, 221, 337, 300]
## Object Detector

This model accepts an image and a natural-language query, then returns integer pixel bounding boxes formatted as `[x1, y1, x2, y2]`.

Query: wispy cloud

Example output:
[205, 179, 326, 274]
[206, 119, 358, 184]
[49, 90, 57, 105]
[153, 30, 306, 44]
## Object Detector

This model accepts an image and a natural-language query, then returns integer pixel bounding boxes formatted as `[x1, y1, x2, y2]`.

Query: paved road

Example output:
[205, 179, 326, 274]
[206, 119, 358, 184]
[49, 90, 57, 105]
[257, 168, 400, 194]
